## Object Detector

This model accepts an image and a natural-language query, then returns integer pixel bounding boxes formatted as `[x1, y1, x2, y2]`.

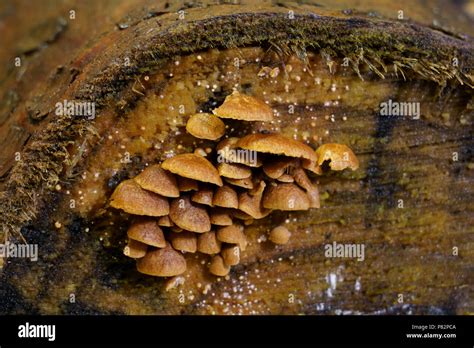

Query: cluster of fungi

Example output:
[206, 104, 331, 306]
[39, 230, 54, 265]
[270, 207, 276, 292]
[109, 91, 359, 278]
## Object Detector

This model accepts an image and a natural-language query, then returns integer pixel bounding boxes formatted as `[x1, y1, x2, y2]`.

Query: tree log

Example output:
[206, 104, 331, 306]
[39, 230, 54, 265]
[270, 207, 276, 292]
[0, 0, 473, 314]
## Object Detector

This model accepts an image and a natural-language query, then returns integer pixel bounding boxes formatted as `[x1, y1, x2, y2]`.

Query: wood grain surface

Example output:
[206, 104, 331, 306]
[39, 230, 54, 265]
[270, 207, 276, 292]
[0, 0, 472, 315]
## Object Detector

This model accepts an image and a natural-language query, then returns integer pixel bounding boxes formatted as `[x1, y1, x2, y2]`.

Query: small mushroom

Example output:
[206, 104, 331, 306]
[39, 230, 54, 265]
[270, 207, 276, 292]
[263, 157, 300, 179]
[217, 162, 252, 179]
[197, 231, 222, 254]
[127, 218, 166, 248]
[248, 179, 266, 196]
[216, 224, 247, 251]
[262, 183, 310, 211]
[213, 90, 273, 121]
[191, 186, 214, 206]
[224, 177, 254, 189]
[277, 174, 294, 183]
[169, 231, 197, 253]
[162, 153, 223, 186]
[158, 215, 174, 227]
[133, 164, 179, 197]
[123, 239, 147, 258]
[177, 176, 199, 192]
[293, 167, 320, 208]
[237, 133, 317, 163]
[209, 255, 230, 276]
[186, 113, 225, 140]
[169, 195, 211, 233]
[110, 179, 169, 216]
[216, 137, 262, 167]
[221, 245, 240, 266]
[269, 226, 291, 245]
[292, 165, 314, 190]
[213, 185, 238, 209]
[210, 209, 233, 226]
[238, 181, 271, 219]
[313, 143, 359, 173]
[136, 243, 186, 277]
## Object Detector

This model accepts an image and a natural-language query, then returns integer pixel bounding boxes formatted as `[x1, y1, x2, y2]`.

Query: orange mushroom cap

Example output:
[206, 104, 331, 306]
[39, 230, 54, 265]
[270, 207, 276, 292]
[213, 91, 273, 121]
[127, 218, 166, 248]
[237, 133, 317, 163]
[134, 164, 179, 198]
[136, 243, 186, 277]
[169, 195, 211, 233]
[110, 179, 169, 216]
[162, 153, 223, 186]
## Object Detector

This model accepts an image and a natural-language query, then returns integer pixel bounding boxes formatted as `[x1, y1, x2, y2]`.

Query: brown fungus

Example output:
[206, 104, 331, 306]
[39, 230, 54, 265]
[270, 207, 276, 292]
[136, 243, 186, 277]
[123, 239, 147, 259]
[213, 185, 238, 209]
[110, 84, 358, 279]
[209, 255, 230, 277]
[238, 180, 270, 219]
[262, 183, 310, 211]
[134, 164, 179, 198]
[269, 226, 291, 245]
[197, 231, 222, 255]
[169, 231, 197, 253]
[186, 113, 225, 140]
[221, 245, 240, 266]
[127, 218, 166, 248]
[110, 179, 169, 217]
[293, 167, 320, 208]
[263, 157, 300, 179]
[177, 176, 199, 192]
[216, 224, 247, 251]
[314, 143, 359, 173]
[210, 209, 233, 226]
[217, 162, 252, 179]
[162, 153, 223, 187]
[224, 176, 254, 189]
[277, 174, 294, 183]
[237, 133, 317, 163]
[213, 90, 273, 121]
[157, 215, 174, 227]
[191, 186, 214, 206]
[169, 195, 211, 233]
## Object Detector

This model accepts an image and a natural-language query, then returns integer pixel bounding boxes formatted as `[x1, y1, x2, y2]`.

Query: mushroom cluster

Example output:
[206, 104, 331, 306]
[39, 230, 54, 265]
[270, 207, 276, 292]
[109, 91, 359, 278]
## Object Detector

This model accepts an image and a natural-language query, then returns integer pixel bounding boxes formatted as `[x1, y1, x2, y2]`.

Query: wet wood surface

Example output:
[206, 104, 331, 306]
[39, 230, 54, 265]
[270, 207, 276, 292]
[0, 0, 472, 314]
